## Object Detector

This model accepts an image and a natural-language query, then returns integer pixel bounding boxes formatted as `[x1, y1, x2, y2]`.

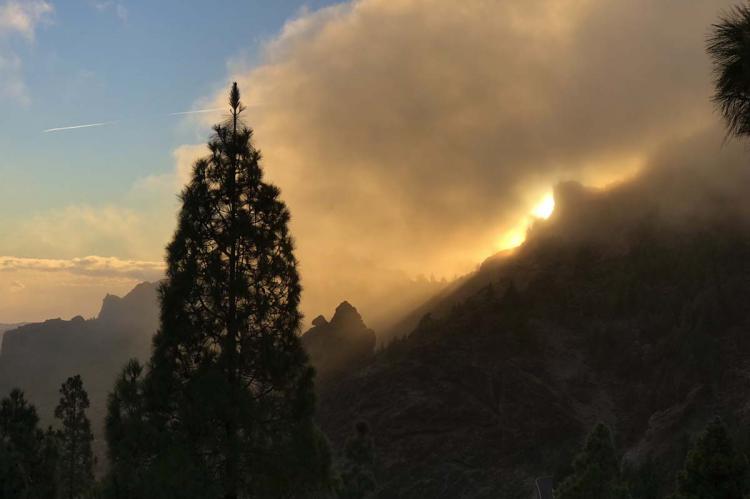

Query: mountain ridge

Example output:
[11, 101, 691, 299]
[314, 169, 750, 498]
[0, 282, 160, 473]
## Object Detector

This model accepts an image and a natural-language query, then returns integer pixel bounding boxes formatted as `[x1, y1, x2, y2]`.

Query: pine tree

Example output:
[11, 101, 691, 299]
[104, 359, 152, 499]
[0, 389, 55, 499]
[55, 375, 94, 499]
[339, 421, 376, 499]
[672, 417, 749, 499]
[38, 426, 61, 499]
[141, 82, 334, 498]
[555, 422, 631, 499]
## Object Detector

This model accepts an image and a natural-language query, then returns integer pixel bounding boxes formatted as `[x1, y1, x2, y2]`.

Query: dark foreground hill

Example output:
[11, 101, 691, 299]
[316, 173, 750, 498]
[0, 282, 159, 468]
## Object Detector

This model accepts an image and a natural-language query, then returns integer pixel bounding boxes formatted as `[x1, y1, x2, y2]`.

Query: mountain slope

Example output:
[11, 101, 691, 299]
[317, 175, 750, 498]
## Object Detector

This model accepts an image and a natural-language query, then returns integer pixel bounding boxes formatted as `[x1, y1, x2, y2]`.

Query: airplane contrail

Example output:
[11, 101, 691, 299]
[43, 121, 118, 133]
[42, 108, 225, 133]
[168, 108, 225, 116]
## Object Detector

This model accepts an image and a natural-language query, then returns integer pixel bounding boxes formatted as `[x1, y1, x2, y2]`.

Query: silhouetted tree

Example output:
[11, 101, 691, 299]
[555, 422, 631, 499]
[139, 82, 334, 498]
[339, 421, 376, 499]
[0, 389, 56, 499]
[38, 426, 60, 499]
[672, 417, 749, 499]
[104, 360, 151, 499]
[55, 375, 94, 499]
[708, 5, 750, 138]
[622, 457, 662, 499]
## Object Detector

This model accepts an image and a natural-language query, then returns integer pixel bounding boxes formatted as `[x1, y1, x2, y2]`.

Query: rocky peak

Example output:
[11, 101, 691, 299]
[330, 301, 366, 331]
[97, 282, 159, 330]
[312, 315, 329, 327]
[97, 294, 122, 323]
[302, 301, 376, 383]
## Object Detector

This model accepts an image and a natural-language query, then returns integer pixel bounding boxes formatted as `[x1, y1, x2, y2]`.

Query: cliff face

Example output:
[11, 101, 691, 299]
[302, 301, 376, 384]
[316, 179, 750, 498]
[96, 281, 159, 330]
[0, 323, 25, 354]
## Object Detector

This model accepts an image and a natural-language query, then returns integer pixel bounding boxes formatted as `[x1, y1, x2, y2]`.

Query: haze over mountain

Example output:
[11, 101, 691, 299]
[313, 136, 750, 497]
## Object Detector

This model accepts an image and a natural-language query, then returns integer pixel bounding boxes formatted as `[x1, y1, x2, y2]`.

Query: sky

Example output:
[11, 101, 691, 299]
[0, 0, 743, 324]
[0, 0, 339, 321]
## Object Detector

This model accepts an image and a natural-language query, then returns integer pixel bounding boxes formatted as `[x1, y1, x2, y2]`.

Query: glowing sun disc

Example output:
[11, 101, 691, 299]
[532, 194, 555, 219]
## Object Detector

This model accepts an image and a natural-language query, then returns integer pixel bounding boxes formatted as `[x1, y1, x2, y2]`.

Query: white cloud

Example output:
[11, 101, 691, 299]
[115, 4, 127, 22]
[2, 141, 208, 272]
[0, 0, 53, 105]
[0, 0, 52, 39]
[132, 144, 206, 195]
[0, 52, 28, 104]
[0, 255, 164, 280]
[189, 0, 736, 320]
[0, 203, 173, 264]
[89, 1, 127, 23]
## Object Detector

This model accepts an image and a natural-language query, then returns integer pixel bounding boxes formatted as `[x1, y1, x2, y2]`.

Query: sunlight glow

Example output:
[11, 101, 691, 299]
[494, 192, 556, 252]
[495, 228, 526, 252]
[488, 163, 644, 259]
[532, 194, 555, 219]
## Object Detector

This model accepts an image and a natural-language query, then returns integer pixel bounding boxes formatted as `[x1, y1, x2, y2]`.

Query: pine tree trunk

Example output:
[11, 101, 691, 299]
[224, 106, 240, 499]
[224, 419, 239, 499]
[68, 424, 77, 499]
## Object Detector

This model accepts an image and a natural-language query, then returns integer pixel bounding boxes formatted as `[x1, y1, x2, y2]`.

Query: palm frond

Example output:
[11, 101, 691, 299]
[708, 5, 750, 138]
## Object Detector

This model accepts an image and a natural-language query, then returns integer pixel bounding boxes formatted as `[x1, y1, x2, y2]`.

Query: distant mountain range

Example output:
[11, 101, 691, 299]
[0, 323, 25, 332]
[0, 282, 159, 472]
[0, 323, 26, 352]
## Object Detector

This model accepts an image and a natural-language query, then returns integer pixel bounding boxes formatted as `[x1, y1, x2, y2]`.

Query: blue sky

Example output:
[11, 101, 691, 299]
[1, 0, 336, 222]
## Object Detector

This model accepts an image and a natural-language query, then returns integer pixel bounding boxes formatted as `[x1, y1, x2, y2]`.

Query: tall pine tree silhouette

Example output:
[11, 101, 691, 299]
[145, 82, 333, 499]
[55, 375, 94, 499]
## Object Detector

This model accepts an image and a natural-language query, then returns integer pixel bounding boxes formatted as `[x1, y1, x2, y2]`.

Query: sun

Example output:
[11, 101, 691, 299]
[532, 194, 555, 220]
[494, 193, 556, 252]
